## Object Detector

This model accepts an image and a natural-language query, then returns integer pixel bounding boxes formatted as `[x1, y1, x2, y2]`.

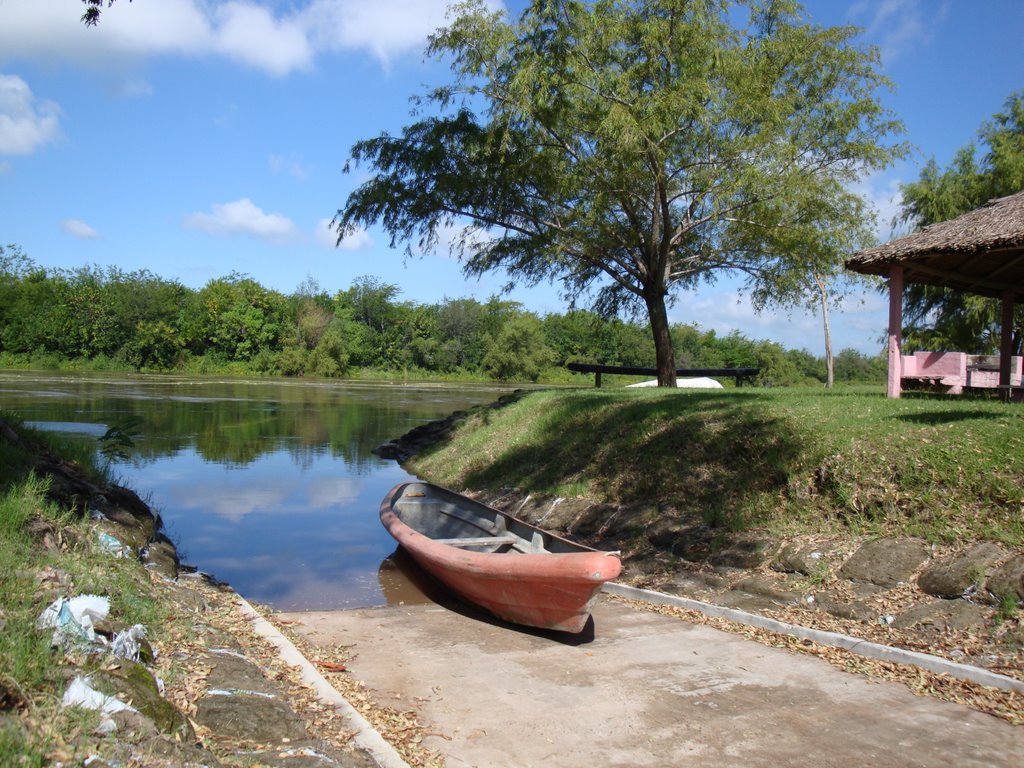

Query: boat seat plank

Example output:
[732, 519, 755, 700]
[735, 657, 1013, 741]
[433, 535, 519, 548]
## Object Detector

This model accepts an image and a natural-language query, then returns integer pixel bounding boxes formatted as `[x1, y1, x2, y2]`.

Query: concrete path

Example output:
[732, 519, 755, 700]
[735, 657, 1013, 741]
[280, 597, 1022, 768]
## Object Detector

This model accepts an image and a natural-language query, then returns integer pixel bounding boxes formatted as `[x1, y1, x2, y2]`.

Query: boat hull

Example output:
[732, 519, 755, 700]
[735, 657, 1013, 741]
[380, 482, 621, 633]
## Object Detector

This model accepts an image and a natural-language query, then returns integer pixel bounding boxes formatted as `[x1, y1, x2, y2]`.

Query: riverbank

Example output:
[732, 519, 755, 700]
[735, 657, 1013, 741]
[393, 387, 1024, 721]
[0, 417, 440, 767]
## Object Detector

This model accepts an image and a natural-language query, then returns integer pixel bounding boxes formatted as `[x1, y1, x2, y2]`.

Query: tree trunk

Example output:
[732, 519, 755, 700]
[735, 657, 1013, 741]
[814, 273, 834, 388]
[645, 291, 677, 387]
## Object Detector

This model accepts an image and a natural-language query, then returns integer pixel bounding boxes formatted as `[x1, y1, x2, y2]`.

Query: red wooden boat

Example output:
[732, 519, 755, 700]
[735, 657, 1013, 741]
[379, 482, 621, 633]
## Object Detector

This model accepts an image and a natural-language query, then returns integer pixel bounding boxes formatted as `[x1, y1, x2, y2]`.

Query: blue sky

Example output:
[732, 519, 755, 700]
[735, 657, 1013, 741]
[1, 1, 1022, 356]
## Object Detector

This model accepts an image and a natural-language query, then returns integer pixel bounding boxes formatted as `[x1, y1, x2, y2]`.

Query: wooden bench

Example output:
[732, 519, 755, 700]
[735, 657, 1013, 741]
[567, 362, 760, 387]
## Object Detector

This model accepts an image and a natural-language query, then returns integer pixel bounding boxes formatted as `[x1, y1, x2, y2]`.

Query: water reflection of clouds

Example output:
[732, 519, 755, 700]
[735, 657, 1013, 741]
[161, 475, 363, 523]
[185, 486, 289, 524]
[205, 553, 396, 612]
[305, 476, 362, 510]
[7, 372, 504, 611]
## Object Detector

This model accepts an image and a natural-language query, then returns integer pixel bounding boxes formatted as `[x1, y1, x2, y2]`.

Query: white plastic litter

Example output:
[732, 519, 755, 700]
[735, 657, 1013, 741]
[36, 595, 110, 648]
[111, 624, 148, 661]
[97, 531, 134, 558]
[62, 675, 137, 734]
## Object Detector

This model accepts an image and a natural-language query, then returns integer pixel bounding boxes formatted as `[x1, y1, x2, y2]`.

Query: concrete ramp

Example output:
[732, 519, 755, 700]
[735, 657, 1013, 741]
[281, 597, 1022, 767]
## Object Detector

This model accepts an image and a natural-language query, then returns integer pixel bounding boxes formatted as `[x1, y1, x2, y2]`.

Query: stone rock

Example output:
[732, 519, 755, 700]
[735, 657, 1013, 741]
[135, 734, 225, 767]
[730, 575, 804, 606]
[95, 515, 149, 552]
[847, 581, 887, 600]
[666, 569, 731, 596]
[668, 523, 716, 562]
[194, 691, 308, 743]
[517, 496, 599, 533]
[813, 596, 878, 623]
[838, 537, 931, 587]
[161, 582, 210, 613]
[92, 486, 159, 549]
[141, 535, 180, 580]
[239, 740, 378, 768]
[202, 650, 281, 695]
[110, 709, 162, 741]
[984, 554, 1024, 604]
[917, 543, 1008, 598]
[92, 659, 192, 739]
[707, 532, 780, 570]
[715, 591, 785, 613]
[564, 500, 626, 539]
[892, 599, 991, 632]
[771, 541, 842, 577]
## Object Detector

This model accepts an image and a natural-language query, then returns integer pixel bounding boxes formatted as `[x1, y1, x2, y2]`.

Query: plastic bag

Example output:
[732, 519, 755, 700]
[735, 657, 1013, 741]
[36, 595, 110, 648]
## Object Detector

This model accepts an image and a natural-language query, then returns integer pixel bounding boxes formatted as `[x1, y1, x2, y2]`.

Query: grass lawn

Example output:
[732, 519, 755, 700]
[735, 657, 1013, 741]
[409, 386, 1024, 547]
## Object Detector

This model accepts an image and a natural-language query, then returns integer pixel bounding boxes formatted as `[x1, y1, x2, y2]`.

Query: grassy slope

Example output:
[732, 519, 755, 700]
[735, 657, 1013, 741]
[0, 420, 164, 764]
[409, 387, 1024, 547]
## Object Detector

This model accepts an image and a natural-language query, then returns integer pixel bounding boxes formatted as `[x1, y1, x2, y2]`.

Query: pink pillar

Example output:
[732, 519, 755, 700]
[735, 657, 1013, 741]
[1000, 291, 1014, 389]
[887, 265, 904, 399]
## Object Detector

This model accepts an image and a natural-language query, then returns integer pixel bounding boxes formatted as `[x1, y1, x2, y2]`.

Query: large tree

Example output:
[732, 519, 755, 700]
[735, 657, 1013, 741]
[335, 0, 903, 385]
[897, 91, 1024, 353]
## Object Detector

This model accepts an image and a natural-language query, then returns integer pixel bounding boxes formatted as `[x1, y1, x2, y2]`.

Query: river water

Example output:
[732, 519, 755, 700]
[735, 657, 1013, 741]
[0, 371, 510, 611]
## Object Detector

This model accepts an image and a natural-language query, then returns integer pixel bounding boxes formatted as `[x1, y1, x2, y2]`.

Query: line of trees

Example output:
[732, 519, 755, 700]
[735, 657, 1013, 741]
[0, 246, 884, 385]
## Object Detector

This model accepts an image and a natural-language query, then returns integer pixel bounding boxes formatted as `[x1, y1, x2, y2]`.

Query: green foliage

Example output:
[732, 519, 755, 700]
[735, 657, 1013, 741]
[0, 246, 885, 385]
[336, 0, 904, 384]
[411, 387, 1024, 545]
[897, 91, 1024, 352]
[98, 416, 143, 464]
[481, 314, 553, 382]
[995, 593, 1019, 626]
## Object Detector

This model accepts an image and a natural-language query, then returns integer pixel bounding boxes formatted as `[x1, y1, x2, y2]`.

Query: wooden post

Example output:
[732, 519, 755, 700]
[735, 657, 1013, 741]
[1000, 290, 1014, 397]
[595, 371, 602, 388]
[887, 265, 904, 399]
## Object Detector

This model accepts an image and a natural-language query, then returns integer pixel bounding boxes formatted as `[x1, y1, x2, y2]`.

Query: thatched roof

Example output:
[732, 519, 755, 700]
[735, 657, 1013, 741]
[845, 190, 1024, 302]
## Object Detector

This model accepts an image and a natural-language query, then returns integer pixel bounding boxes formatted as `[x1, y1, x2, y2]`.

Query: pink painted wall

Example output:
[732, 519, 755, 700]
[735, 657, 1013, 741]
[901, 351, 1022, 390]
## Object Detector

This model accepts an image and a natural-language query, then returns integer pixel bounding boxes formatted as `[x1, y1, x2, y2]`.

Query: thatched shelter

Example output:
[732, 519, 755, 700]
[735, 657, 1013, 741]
[846, 189, 1024, 398]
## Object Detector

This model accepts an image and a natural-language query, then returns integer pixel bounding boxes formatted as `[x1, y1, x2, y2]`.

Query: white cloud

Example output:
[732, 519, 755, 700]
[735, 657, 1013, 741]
[0, 74, 60, 155]
[847, 0, 948, 63]
[850, 170, 907, 242]
[0, 1, 507, 76]
[212, 2, 314, 76]
[269, 153, 310, 180]
[183, 198, 298, 240]
[316, 217, 372, 249]
[302, 0, 502, 67]
[670, 285, 887, 356]
[61, 219, 100, 239]
[113, 77, 154, 99]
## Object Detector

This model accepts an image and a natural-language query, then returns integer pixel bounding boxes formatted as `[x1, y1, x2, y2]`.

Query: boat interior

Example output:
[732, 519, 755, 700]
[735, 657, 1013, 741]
[393, 484, 578, 554]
